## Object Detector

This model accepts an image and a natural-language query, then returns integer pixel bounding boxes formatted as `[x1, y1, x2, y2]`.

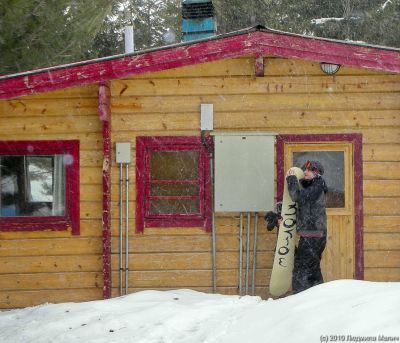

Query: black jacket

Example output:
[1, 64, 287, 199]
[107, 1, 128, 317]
[286, 175, 328, 237]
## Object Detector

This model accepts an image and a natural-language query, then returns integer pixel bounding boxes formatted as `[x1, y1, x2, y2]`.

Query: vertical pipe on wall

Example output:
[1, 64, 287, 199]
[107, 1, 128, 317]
[239, 213, 243, 296]
[119, 164, 123, 296]
[212, 210, 217, 293]
[210, 158, 217, 293]
[245, 212, 251, 294]
[251, 212, 258, 296]
[125, 164, 129, 295]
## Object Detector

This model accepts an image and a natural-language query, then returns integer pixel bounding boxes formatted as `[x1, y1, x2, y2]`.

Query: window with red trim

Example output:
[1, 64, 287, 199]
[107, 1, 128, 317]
[0, 140, 80, 235]
[136, 136, 212, 233]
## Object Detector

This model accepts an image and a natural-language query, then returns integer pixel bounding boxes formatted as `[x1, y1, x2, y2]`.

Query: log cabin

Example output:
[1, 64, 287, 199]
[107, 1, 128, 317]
[0, 24, 399, 309]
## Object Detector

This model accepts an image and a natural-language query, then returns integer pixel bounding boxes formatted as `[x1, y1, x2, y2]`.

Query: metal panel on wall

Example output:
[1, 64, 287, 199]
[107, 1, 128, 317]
[214, 133, 275, 212]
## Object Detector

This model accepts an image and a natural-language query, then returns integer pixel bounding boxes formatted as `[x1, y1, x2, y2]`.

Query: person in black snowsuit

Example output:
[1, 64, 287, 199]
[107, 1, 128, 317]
[286, 160, 328, 293]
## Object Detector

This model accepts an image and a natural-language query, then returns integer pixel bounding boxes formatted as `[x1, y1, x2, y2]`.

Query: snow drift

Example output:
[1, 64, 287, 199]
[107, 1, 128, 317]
[0, 280, 399, 343]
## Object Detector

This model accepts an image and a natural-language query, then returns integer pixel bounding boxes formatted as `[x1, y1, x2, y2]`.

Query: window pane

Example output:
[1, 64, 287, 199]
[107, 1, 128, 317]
[27, 157, 53, 202]
[151, 183, 199, 196]
[150, 199, 200, 214]
[151, 151, 199, 180]
[0, 155, 65, 217]
[293, 151, 345, 208]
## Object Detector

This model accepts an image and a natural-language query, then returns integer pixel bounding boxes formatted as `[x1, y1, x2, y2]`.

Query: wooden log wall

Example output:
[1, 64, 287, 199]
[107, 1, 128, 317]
[0, 56, 398, 308]
[0, 85, 104, 308]
[110, 57, 400, 298]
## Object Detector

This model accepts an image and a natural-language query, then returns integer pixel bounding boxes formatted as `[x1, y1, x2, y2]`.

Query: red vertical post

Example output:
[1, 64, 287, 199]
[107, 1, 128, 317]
[254, 53, 264, 77]
[99, 82, 112, 299]
[352, 134, 364, 280]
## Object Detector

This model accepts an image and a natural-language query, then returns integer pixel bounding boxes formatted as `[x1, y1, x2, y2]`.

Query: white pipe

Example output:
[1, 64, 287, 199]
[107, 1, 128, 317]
[125, 164, 129, 294]
[245, 212, 251, 294]
[251, 213, 259, 296]
[124, 26, 134, 54]
[211, 158, 217, 293]
[239, 213, 243, 295]
[119, 164, 123, 295]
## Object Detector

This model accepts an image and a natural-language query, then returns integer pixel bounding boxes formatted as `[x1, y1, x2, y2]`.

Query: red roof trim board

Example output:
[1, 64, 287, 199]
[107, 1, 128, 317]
[0, 27, 399, 100]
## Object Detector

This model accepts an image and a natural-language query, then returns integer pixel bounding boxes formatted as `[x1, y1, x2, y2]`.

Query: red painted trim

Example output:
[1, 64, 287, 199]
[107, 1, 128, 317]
[139, 136, 204, 146]
[98, 83, 111, 121]
[0, 140, 77, 155]
[136, 136, 212, 233]
[352, 134, 364, 280]
[1, 29, 398, 99]
[255, 31, 399, 73]
[276, 136, 285, 207]
[99, 83, 112, 299]
[135, 138, 146, 233]
[276, 133, 363, 280]
[145, 218, 207, 228]
[0, 140, 80, 235]
[69, 140, 80, 236]
[203, 139, 212, 232]
[255, 54, 264, 77]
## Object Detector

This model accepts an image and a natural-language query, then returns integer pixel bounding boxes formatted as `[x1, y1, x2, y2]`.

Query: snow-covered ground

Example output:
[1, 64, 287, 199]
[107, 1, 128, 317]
[1, 280, 399, 343]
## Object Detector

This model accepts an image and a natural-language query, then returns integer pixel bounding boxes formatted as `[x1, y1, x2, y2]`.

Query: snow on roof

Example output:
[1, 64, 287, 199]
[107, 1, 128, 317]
[311, 17, 345, 25]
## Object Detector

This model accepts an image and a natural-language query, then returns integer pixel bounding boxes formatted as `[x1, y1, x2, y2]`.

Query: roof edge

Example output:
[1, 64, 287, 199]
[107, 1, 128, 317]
[1, 26, 399, 99]
[1, 25, 399, 82]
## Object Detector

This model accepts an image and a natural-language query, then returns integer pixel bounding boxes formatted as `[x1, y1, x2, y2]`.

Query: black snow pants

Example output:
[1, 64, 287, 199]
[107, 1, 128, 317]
[292, 235, 327, 294]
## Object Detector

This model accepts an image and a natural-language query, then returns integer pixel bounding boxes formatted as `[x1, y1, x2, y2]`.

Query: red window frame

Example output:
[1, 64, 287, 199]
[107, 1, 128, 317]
[136, 136, 212, 233]
[0, 140, 80, 235]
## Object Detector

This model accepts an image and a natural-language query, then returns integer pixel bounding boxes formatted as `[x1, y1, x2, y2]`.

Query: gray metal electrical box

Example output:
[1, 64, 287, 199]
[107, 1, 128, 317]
[115, 142, 131, 164]
[200, 104, 213, 131]
[214, 133, 275, 212]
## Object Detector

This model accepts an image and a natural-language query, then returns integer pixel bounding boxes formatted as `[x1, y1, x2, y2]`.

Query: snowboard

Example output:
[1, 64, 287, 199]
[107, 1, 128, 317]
[269, 167, 304, 297]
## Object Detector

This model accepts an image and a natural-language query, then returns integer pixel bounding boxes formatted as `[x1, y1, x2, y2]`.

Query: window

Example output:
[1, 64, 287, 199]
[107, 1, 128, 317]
[136, 136, 212, 233]
[279, 136, 356, 216]
[293, 151, 345, 208]
[0, 141, 80, 234]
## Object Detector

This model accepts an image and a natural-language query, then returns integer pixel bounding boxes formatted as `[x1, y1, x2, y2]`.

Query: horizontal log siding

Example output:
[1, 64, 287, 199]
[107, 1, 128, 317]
[0, 84, 103, 308]
[110, 56, 400, 298]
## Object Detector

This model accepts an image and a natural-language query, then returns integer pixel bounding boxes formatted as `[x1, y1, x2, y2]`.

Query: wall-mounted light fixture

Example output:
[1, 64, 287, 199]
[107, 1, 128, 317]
[320, 62, 341, 75]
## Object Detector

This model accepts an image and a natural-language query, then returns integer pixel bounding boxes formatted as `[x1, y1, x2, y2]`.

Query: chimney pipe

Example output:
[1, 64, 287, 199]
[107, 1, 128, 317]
[124, 26, 134, 53]
[182, 0, 216, 42]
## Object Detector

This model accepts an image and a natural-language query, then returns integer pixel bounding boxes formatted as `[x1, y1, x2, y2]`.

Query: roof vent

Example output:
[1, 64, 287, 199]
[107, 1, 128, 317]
[182, 1, 214, 18]
[182, 0, 216, 42]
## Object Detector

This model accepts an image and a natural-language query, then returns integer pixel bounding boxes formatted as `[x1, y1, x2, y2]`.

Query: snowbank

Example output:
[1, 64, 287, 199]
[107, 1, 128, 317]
[0, 280, 399, 343]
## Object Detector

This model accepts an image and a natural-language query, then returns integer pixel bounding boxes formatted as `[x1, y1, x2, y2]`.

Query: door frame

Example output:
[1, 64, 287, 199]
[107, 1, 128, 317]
[276, 134, 364, 280]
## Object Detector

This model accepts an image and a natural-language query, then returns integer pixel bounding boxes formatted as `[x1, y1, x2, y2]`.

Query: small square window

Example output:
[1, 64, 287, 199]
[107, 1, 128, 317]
[293, 151, 345, 208]
[0, 141, 80, 234]
[136, 137, 212, 233]
[1, 155, 65, 217]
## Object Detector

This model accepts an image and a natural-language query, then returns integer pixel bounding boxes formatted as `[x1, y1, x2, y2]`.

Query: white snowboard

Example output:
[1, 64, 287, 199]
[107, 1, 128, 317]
[269, 167, 304, 297]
